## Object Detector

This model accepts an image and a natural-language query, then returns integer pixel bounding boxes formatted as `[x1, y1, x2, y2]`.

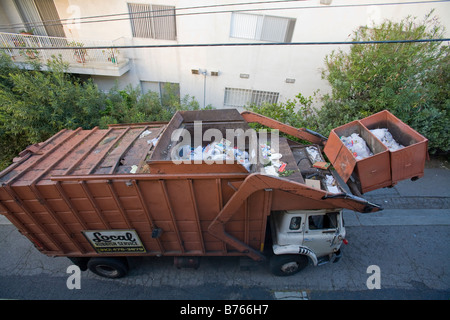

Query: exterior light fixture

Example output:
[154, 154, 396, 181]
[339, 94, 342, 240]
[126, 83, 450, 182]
[240, 73, 250, 79]
[285, 78, 296, 84]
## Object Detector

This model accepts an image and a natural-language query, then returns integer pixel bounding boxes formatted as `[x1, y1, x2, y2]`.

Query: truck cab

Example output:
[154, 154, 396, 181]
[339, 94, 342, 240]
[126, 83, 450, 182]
[269, 209, 346, 276]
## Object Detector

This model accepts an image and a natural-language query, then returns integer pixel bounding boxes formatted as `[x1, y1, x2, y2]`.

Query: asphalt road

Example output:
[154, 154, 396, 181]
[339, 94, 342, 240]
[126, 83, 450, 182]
[0, 164, 449, 301]
[0, 223, 449, 301]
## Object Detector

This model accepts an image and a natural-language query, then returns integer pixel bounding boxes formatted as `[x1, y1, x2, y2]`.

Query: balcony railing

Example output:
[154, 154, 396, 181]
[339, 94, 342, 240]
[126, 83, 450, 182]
[0, 32, 130, 76]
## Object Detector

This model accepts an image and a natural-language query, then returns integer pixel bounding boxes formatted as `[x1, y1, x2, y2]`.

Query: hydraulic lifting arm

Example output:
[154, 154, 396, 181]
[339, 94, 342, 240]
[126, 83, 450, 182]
[208, 173, 381, 261]
[240, 111, 328, 146]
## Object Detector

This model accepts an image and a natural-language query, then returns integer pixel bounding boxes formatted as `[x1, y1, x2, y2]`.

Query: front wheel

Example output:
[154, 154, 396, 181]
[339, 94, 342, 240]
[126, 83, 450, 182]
[269, 254, 308, 276]
[87, 257, 129, 279]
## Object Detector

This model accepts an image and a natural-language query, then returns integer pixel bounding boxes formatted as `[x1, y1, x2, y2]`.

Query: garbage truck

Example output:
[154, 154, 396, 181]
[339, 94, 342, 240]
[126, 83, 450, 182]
[0, 109, 428, 278]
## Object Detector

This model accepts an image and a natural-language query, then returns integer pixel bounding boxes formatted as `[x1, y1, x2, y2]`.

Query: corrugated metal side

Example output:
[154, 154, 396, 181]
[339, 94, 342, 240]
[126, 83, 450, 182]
[0, 124, 165, 186]
[0, 124, 173, 256]
[0, 121, 267, 257]
[0, 173, 265, 257]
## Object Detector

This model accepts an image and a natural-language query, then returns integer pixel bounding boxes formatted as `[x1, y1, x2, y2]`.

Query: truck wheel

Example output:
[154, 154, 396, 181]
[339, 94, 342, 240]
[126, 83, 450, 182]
[87, 257, 129, 279]
[269, 255, 308, 276]
[68, 257, 89, 271]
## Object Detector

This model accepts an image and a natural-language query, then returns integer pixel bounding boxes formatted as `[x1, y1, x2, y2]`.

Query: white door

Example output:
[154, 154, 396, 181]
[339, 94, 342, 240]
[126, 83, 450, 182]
[302, 212, 340, 258]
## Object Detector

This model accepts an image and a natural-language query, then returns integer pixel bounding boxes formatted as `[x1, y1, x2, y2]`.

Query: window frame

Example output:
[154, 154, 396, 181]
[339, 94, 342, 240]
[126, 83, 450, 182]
[307, 212, 339, 231]
[230, 12, 296, 43]
[224, 87, 280, 108]
[288, 216, 302, 231]
[128, 2, 177, 40]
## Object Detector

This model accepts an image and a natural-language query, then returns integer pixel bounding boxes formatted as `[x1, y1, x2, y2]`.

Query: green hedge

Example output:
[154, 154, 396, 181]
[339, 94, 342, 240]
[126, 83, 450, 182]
[0, 55, 208, 170]
[249, 11, 449, 155]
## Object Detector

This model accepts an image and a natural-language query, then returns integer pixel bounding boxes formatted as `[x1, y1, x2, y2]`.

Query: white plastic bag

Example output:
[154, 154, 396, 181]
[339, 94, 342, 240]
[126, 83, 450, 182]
[325, 175, 340, 193]
[370, 128, 404, 151]
[176, 144, 192, 160]
[341, 133, 373, 160]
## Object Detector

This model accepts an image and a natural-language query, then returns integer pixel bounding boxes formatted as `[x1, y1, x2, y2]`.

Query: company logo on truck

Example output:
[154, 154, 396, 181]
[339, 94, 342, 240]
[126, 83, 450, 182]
[83, 230, 146, 253]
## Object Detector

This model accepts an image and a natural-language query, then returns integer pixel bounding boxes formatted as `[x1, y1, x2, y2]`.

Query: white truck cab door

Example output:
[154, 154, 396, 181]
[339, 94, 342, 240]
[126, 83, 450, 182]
[271, 211, 305, 247]
[303, 211, 340, 258]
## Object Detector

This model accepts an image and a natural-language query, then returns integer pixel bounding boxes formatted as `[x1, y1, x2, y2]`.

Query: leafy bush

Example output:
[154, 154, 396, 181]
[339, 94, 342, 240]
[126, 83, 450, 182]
[246, 92, 320, 142]
[0, 54, 209, 170]
[320, 11, 449, 154]
[248, 11, 449, 155]
[0, 55, 105, 169]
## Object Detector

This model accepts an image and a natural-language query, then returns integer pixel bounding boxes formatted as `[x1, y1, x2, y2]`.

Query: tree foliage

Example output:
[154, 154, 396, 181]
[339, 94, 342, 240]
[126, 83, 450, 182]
[246, 92, 320, 143]
[320, 11, 449, 154]
[248, 11, 449, 155]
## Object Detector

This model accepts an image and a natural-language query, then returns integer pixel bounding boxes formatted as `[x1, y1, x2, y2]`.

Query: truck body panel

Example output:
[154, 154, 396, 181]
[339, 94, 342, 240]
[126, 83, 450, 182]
[0, 109, 427, 276]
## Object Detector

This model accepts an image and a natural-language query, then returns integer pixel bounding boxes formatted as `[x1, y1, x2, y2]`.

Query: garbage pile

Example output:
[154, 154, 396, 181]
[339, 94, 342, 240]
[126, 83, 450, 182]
[370, 128, 404, 151]
[341, 128, 404, 160]
[261, 143, 287, 177]
[173, 139, 252, 171]
[306, 146, 322, 164]
[340, 133, 374, 160]
[325, 174, 340, 193]
[306, 146, 341, 193]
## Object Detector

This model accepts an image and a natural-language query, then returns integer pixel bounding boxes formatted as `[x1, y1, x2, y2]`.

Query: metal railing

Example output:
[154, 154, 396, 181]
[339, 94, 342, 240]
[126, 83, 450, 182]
[0, 32, 126, 67]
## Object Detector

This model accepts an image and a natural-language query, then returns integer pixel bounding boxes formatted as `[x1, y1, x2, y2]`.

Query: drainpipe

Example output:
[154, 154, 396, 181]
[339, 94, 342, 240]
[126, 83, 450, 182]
[201, 69, 207, 109]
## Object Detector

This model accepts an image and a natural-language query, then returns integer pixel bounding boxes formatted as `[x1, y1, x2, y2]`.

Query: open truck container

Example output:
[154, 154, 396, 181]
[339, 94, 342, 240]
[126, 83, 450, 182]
[0, 109, 427, 278]
[359, 110, 428, 184]
[324, 110, 428, 194]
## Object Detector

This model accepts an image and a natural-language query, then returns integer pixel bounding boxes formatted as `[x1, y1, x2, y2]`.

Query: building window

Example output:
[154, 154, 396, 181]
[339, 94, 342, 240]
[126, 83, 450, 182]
[230, 12, 295, 42]
[141, 81, 180, 105]
[224, 88, 279, 108]
[14, 0, 65, 37]
[128, 3, 176, 40]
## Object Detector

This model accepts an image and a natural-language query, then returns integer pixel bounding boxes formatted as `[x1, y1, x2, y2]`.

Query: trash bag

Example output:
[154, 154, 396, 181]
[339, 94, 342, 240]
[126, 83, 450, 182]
[340, 133, 373, 160]
[370, 128, 404, 151]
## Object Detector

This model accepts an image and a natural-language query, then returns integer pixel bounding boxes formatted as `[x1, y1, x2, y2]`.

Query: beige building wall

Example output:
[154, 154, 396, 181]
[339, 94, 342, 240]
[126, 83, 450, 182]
[3, 0, 450, 109]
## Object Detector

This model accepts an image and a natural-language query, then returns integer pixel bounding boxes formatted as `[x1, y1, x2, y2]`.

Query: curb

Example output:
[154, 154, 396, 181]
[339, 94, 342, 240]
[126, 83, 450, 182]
[344, 208, 450, 227]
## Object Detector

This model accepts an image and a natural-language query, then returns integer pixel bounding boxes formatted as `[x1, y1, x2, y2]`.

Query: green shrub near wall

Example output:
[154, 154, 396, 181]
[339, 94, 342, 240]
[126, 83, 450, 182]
[248, 11, 449, 156]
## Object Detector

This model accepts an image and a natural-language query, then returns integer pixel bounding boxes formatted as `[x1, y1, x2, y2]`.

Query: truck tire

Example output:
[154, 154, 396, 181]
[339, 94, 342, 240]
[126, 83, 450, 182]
[269, 254, 308, 276]
[87, 257, 129, 279]
[68, 257, 89, 271]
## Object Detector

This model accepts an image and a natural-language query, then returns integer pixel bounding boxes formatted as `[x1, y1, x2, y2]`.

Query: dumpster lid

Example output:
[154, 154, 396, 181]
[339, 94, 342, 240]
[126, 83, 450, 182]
[324, 135, 357, 183]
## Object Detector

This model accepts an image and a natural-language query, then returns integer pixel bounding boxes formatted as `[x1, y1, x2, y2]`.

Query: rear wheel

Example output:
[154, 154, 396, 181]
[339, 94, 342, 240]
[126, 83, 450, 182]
[87, 257, 129, 279]
[269, 254, 308, 276]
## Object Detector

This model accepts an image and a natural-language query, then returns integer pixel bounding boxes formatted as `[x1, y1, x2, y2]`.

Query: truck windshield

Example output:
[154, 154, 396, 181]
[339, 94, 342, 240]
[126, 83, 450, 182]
[308, 212, 339, 230]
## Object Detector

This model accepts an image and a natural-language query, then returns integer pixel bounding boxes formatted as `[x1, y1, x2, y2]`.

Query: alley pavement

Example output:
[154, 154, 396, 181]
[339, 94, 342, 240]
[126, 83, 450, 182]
[345, 159, 450, 227]
[0, 158, 448, 301]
